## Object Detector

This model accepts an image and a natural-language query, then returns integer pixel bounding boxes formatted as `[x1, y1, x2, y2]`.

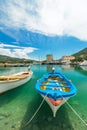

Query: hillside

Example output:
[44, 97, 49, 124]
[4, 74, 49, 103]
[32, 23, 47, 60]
[72, 48, 87, 62]
[0, 55, 33, 63]
[73, 48, 87, 57]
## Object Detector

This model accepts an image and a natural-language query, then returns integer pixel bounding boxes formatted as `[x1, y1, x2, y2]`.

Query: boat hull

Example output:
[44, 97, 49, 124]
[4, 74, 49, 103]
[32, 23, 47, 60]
[36, 72, 77, 117]
[0, 71, 33, 94]
[41, 94, 69, 117]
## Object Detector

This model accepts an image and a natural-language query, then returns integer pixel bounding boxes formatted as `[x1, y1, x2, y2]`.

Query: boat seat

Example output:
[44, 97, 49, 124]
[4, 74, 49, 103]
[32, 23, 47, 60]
[42, 81, 48, 84]
[40, 86, 46, 90]
[60, 83, 68, 87]
[48, 76, 61, 81]
[62, 87, 70, 92]
[0, 75, 28, 81]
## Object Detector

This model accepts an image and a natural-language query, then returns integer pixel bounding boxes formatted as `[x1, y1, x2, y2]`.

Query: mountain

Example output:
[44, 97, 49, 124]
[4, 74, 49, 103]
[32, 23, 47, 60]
[73, 48, 87, 57]
[0, 55, 33, 63]
[72, 48, 87, 62]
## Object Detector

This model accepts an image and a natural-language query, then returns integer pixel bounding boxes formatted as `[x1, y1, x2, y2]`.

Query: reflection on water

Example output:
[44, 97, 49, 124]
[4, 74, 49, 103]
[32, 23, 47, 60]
[75, 66, 87, 76]
[46, 64, 75, 73]
[0, 67, 28, 76]
[46, 65, 53, 72]
[80, 66, 87, 71]
[61, 65, 75, 70]
[0, 65, 87, 130]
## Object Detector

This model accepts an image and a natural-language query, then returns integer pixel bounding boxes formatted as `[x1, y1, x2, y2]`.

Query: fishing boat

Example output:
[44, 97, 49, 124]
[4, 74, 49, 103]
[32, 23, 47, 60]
[0, 70, 33, 94]
[36, 69, 77, 117]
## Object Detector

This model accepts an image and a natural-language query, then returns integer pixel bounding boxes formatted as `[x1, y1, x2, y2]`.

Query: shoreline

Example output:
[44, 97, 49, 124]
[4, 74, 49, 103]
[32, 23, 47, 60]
[0, 63, 29, 67]
[0, 62, 87, 67]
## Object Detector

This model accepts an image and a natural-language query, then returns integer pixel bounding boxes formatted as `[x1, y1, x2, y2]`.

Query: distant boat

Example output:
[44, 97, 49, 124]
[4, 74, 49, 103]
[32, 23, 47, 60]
[36, 70, 77, 117]
[0, 70, 33, 94]
[79, 60, 87, 66]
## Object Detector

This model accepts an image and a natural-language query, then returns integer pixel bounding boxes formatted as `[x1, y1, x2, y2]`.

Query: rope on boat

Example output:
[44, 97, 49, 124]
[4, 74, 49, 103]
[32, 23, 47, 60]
[21, 93, 49, 129]
[59, 93, 87, 127]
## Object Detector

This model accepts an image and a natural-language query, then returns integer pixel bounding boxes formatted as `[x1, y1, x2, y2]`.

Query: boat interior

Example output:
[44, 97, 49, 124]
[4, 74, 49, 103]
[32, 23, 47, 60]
[0, 72, 29, 81]
[40, 75, 70, 92]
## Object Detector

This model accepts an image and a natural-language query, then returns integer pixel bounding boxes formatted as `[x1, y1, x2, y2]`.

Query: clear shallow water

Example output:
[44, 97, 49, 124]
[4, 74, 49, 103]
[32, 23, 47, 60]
[0, 65, 87, 130]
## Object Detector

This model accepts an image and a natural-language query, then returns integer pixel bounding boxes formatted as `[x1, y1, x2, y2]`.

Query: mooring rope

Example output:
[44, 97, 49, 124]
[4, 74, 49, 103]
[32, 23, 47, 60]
[21, 93, 48, 129]
[65, 100, 87, 126]
[59, 93, 87, 127]
[21, 87, 87, 129]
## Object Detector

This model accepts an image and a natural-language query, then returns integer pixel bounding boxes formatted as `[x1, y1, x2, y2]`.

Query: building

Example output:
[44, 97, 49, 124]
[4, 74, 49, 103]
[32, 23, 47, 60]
[62, 56, 75, 60]
[61, 56, 75, 64]
[46, 54, 53, 63]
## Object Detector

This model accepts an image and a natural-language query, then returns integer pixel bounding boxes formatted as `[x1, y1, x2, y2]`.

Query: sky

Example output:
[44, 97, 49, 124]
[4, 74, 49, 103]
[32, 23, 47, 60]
[0, 0, 87, 60]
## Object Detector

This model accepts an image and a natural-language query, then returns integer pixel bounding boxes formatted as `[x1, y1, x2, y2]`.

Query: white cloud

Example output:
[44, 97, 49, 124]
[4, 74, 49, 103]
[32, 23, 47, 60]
[0, 0, 87, 40]
[0, 43, 38, 59]
[0, 48, 12, 56]
[0, 43, 21, 48]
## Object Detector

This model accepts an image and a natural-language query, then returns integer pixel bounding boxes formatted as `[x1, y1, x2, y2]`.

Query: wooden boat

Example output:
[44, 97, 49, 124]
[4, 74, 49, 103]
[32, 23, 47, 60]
[36, 71, 77, 117]
[0, 70, 33, 94]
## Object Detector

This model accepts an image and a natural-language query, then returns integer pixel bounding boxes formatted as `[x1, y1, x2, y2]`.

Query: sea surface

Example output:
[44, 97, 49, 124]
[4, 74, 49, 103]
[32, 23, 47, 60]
[0, 65, 87, 130]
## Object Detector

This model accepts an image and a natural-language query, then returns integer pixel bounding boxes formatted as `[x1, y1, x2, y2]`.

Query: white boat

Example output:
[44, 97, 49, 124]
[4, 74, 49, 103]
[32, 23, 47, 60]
[79, 60, 87, 66]
[0, 70, 33, 94]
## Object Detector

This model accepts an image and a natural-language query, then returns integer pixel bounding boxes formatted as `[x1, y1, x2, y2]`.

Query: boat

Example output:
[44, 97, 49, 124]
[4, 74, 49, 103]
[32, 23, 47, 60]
[0, 70, 33, 94]
[36, 70, 77, 117]
[79, 60, 87, 66]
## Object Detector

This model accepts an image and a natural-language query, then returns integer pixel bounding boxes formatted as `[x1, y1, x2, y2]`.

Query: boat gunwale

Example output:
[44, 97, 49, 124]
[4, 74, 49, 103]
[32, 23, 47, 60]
[36, 72, 77, 100]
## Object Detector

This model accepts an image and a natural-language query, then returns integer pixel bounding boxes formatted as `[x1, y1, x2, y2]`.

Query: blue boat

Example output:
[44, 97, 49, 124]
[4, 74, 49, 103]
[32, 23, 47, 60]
[36, 70, 77, 117]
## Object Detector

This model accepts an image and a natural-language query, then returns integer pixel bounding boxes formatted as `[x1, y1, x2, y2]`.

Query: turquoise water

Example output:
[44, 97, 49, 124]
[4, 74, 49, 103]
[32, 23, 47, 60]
[0, 65, 87, 130]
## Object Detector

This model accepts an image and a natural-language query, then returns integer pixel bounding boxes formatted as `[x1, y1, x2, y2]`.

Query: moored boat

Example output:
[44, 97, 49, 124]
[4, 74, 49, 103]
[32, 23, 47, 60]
[36, 70, 77, 117]
[0, 70, 33, 94]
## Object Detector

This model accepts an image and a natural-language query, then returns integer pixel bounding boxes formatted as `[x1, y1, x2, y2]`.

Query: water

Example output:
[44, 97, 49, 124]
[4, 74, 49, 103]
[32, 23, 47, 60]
[0, 65, 87, 130]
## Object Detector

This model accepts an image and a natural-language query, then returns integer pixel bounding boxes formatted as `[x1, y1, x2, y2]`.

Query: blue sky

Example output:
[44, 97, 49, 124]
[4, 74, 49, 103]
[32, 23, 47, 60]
[0, 0, 87, 60]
